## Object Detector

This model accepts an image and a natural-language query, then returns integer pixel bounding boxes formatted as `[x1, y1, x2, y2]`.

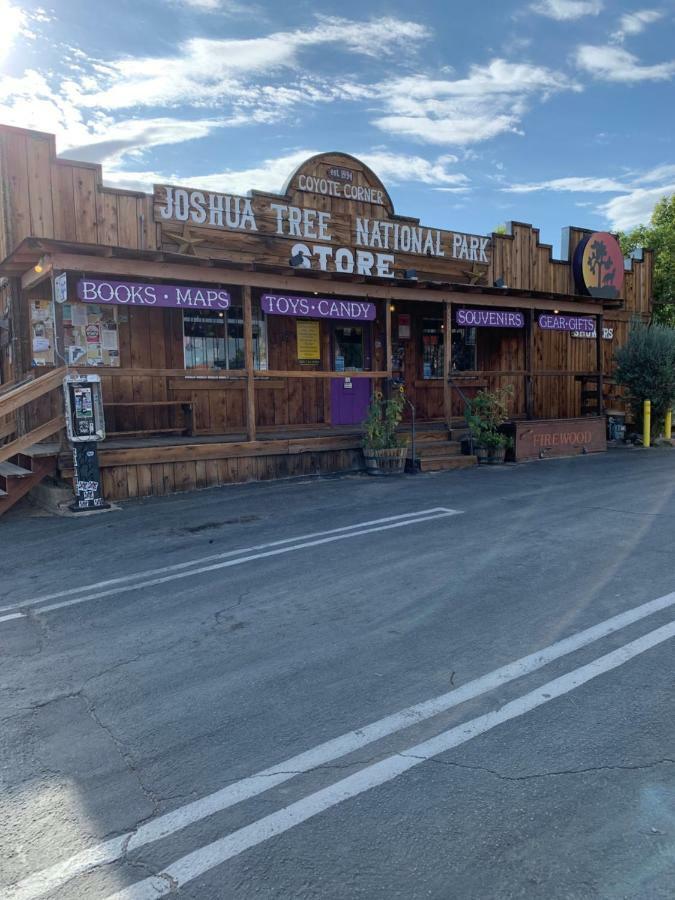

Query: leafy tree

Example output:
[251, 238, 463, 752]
[619, 196, 675, 326]
[614, 319, 675, 438]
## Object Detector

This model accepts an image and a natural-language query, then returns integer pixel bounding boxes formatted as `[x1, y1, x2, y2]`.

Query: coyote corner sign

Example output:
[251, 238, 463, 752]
[153, 152, 492, 281]
[573, 231, 625, 299]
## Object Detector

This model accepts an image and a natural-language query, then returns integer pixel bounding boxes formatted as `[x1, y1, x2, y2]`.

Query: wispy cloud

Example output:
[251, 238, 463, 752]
[102, 149, 470, 196]
[575, 44, 675, 81]
[530, 0, 603, 21]
[372, 60, 579, 146]
[611, 9, 664, 43]
[503, 176, 631, 193]
[501, 166, 675, 229]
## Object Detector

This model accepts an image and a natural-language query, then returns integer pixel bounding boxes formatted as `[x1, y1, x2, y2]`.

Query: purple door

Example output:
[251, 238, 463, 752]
[331, 377, 371, 425]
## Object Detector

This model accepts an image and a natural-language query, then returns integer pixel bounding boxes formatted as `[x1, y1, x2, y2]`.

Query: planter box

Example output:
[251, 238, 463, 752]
[514, 417, 606, 461]
[363, 446, 407, 476]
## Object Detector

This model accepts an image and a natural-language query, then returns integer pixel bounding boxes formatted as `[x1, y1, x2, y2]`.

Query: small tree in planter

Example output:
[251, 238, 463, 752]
[614, 319, 675, 440]
[362, 385, 408, 475]
[466, 385, 514, 464]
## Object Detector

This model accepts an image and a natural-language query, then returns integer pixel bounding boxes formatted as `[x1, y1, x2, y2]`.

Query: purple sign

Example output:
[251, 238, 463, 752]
[261, 294, 376, 321]
[77, 279, 230, 310]
[538, 313, 595, 332]
[456, 308, 524, 328]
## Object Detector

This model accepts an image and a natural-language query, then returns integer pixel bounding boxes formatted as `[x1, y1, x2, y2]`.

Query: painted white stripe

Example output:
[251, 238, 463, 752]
[109, 617, 675, 900]
[7, 589, 675, 900]
[0, 509, 455, 618]
[0, 511, 460, 624]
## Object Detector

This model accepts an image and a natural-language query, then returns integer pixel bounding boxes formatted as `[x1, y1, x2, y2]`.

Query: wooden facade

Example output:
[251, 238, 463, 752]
[0, 124, 653, 504]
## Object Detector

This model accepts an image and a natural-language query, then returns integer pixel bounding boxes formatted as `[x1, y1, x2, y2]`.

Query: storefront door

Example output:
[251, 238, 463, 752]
[331, 325, 371, 425]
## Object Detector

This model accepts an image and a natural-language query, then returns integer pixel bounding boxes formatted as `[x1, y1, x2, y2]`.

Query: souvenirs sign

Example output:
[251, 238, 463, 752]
[154, 153, 492, 282]
[456, 308, 524, 328]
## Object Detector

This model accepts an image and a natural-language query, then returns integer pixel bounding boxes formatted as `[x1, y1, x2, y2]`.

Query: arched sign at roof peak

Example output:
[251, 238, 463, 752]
[282, 152, 395, 216]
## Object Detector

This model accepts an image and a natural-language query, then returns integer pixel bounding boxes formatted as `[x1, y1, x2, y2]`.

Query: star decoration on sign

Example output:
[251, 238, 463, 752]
[163, 225, 208, 255]
[462, 264, 488, 286]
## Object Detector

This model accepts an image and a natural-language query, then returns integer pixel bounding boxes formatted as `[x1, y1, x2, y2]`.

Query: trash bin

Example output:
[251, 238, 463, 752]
[607, 413, 626, 441]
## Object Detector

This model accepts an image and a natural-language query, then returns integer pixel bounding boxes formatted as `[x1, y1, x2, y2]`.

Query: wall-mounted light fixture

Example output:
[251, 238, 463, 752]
[494, 277, 507, 289]
[403, 269, 417, 280]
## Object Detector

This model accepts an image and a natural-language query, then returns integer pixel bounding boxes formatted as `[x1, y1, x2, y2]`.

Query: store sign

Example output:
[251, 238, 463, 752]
[77, 279, 230, 310]
[572, 327, 614, 340]
[154, 153, 492, 280]
[538, 314, 595, 332]
[53, 271, 68, 304]
[573, 231, 624, 299]
[456, 308, 524, 328]
[261, 294, 376, 321]
[515, 417, 606, 461]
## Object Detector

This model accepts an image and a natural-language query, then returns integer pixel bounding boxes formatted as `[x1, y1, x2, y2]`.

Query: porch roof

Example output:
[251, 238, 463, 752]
[1, 236, 607, 314]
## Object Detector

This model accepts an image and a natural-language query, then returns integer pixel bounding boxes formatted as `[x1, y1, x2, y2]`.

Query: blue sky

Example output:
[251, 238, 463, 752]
[1, 0, 674, 252]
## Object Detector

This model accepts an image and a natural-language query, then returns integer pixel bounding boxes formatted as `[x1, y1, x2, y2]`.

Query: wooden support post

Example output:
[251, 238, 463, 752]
[242, 286, 256, 442]
[444, 301, 452, 429]
[525, 308, 534, 419]
[596, 313, 604, 417]
[384, 298, 392, 399]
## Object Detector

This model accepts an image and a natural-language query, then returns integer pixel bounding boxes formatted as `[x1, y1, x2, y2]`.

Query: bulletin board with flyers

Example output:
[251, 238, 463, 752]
[62, 302, 120, 367]
[30, 299, 56, 367]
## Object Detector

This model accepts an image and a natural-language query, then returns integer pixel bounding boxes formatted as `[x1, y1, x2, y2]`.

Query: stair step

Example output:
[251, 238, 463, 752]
[0, 461, 32, 477]
[400, 430, 449, 442]
[0, 488, 7, 497]
[419, 455, 477, 472]
[409, 441, 463, 458]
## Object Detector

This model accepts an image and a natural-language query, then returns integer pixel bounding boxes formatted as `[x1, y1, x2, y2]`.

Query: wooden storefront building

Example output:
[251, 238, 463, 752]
[0, 125, 652, 509]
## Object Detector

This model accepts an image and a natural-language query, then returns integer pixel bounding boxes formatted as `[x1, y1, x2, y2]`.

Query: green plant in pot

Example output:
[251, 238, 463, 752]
[362, 385, 408, 475]
[466, 386, 514, 465]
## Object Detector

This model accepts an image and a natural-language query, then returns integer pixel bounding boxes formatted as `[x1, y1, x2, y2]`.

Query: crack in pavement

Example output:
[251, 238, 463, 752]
[400, 753, 675, 781]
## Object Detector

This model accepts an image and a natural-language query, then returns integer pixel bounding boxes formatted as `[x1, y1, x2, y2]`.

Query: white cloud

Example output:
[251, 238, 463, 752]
[503, 176, 631, 193]
[530, 0, 603, 21]
[598, 184, 675, 230]
[611, 9, 664, 43]
[500, 165, 675, 230]
[102, 149, 471, 196]
[575, 44, 675, 81]
[373, 60, 579, 146]
[0, 0, 26, 61]
[65, 17, 430, 112]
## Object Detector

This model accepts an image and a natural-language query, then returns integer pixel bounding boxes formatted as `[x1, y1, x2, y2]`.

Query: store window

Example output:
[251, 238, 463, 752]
[334, 326, 364, 371]
[451, 326, 477, 371]
[421, 317, 477, 377]
[421, 318, 444, 379]
[183, 302, 267, 370]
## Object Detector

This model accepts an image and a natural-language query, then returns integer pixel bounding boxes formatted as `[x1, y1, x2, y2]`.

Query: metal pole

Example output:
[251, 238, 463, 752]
[643, 399, 651, 447]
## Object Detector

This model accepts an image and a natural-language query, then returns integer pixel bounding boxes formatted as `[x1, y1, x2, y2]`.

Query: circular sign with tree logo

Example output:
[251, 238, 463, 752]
[573, 231, 624, 299]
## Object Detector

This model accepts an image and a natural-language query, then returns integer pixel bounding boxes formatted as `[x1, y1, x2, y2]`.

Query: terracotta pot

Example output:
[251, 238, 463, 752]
[363, 446, 407, 476]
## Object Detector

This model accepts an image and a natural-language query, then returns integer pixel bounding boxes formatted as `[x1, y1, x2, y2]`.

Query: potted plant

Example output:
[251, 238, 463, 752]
[466, 386, 514, 465]
[362, 385, 408, 475]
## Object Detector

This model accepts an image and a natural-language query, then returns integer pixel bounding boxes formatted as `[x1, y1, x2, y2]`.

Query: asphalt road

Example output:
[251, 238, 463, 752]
[1, 448, 674, 900]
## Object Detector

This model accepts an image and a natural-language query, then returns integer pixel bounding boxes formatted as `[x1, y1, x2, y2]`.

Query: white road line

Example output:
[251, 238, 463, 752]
[0, 511, 460, 624]
[108, 617, 675, 900]
[0, 509, 455, 616]
[7, 589, 675, 900]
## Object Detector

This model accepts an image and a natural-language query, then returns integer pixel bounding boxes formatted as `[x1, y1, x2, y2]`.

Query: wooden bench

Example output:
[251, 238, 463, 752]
[104, 400, 194, 438]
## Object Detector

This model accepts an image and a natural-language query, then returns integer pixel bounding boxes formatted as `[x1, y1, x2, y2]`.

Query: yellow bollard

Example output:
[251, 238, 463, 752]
[643, 399, 651, 447]
[666, 408, 672, 441]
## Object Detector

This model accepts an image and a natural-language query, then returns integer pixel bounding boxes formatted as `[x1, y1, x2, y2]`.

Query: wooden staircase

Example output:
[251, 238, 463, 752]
[0, 368, 67, 517]
[405, 427, 477, 473]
